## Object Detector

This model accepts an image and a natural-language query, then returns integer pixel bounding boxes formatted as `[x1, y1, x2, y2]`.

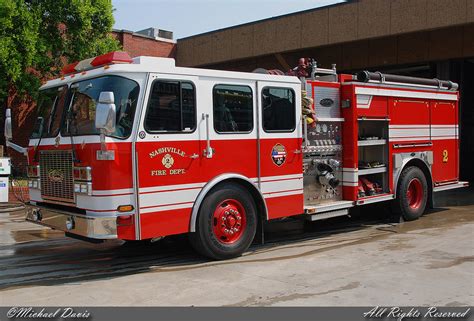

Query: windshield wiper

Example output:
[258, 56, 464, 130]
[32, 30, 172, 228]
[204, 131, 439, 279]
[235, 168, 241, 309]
[33, 96, 57, 162]
[66, 107, 81, 163]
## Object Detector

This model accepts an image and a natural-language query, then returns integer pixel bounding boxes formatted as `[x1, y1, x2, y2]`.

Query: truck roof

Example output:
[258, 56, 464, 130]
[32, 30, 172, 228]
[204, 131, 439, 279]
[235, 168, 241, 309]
[40, 56, 301, 90]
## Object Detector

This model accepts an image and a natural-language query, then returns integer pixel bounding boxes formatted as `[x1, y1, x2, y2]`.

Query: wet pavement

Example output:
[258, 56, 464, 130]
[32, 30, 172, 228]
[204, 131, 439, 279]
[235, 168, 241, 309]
[0, 188, 473, 306]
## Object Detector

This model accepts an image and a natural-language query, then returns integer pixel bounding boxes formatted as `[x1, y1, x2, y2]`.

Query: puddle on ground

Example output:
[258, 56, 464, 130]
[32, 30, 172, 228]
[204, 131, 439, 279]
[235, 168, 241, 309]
[9, 229, 64, 243]
[427, 256, 474, 269]
[0, 210, 26, 227]
[391, 206, 473, 235]
[226, 282, 361, 306]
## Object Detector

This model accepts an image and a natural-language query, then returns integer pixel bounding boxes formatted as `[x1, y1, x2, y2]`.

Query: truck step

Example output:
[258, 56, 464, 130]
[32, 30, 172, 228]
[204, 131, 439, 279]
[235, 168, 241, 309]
[303, 200, 353, 221]
[304, 209, 349, 221]
[304, 200, 354, 214]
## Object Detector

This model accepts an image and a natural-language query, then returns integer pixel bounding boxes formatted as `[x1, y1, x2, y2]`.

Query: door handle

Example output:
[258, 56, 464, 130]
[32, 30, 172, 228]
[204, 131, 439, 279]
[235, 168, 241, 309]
[202, 113, 214, 158]
[189, 153, 199, 159]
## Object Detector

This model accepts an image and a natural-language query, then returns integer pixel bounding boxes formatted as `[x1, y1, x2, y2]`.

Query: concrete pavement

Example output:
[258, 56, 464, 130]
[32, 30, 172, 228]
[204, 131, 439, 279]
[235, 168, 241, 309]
[0, 188, 472, 306]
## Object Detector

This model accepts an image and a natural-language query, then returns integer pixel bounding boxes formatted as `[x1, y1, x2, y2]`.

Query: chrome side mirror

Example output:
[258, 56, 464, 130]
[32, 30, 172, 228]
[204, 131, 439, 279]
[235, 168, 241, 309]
[4, 108, 12, 141]
[4, 108, 27, 155]
[95, 91, 116, 135]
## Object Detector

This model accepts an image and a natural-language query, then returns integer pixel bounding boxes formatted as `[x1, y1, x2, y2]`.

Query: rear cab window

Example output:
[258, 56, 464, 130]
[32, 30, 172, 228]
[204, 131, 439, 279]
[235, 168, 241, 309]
[262, 87, 296, 132]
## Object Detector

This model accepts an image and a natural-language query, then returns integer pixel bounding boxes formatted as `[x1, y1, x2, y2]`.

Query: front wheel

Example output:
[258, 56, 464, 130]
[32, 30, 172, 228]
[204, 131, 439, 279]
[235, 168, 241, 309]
[189, 183, 257, 260]
[394, 166, 429, 221]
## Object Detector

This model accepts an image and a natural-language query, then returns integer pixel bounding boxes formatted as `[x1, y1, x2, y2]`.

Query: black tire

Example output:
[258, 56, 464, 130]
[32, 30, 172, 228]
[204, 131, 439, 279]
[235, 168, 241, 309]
[394, 166, 429, 221]
[189, 183, 257, 260]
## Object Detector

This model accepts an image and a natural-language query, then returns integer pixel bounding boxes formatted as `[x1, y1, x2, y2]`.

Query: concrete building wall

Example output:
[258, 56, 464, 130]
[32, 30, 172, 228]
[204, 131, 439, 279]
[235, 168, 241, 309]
[174, 0, 474, 183]
[202, 23, 474, 73]
[176, 0, 474, 68]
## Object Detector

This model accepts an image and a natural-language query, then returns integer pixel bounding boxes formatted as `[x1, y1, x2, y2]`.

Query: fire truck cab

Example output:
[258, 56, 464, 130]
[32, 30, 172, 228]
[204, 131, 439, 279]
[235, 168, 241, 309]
[7, 51, 467, 260]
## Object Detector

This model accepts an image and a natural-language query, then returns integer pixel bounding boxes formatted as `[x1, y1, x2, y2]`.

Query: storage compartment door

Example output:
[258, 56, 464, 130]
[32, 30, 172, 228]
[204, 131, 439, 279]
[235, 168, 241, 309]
[389, 99, 430, 143]
[431, 101, 458, 183]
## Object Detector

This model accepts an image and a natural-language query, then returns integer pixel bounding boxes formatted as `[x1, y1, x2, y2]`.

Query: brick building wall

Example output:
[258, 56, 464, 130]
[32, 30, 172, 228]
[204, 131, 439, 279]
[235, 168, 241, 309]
[112, 29, 176, 58]
[3, 92, 37, 177]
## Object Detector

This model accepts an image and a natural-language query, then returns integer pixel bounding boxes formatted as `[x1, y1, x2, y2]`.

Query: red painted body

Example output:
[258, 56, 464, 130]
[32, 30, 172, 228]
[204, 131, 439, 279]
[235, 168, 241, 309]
[341, 81, 460, 201]
[26, 60, 463, 242]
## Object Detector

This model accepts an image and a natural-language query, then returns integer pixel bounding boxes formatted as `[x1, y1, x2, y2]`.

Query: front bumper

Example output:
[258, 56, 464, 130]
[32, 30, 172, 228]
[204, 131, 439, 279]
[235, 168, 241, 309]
[25, 204, 118, 239]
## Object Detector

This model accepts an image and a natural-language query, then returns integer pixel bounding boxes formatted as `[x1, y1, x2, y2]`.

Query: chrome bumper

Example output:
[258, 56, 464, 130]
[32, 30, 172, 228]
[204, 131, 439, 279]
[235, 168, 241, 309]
[25, 204, 118, 239]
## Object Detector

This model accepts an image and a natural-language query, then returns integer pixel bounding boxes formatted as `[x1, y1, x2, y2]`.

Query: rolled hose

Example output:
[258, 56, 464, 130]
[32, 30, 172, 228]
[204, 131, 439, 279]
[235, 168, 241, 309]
[356, 70, 458, 91]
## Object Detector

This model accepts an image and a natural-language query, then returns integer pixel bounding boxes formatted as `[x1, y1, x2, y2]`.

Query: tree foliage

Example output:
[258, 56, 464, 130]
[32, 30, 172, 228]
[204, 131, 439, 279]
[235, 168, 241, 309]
[0, 0, 39, 101]
[0, 0, 121, 105]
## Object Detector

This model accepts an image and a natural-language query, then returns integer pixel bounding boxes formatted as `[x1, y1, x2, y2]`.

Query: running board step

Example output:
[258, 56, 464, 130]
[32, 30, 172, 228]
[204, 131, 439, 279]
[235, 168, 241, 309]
[304, 200, 354, 214]
[303, 200, 354, 221]
[305, 209, 349, 221]
[433, 181, 469, 192]
[356, 193, 394, 205]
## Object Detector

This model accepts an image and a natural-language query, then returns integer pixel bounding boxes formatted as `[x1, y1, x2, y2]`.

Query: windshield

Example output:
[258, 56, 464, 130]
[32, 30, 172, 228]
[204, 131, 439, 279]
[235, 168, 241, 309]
[64, 75, 139, 139]
[31, 86, 68, 139]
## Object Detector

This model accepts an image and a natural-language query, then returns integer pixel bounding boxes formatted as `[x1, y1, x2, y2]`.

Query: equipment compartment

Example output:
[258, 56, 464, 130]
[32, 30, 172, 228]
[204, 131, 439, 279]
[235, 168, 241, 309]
[357, 119, 389, 197]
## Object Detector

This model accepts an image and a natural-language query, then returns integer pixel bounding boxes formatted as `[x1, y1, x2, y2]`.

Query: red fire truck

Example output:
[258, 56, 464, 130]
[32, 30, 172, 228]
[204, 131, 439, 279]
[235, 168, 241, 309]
[5, 51, 468, 260]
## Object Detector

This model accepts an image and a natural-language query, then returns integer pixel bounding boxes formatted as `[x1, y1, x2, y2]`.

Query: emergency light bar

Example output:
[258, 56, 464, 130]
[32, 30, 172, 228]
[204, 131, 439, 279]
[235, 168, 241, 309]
[61, 51, 133, 75]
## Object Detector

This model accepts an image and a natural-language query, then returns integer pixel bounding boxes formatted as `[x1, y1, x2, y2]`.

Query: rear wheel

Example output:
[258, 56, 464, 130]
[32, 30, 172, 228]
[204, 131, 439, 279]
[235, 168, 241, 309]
[189, 183, 257, 260]
[394, 166, 429, 221]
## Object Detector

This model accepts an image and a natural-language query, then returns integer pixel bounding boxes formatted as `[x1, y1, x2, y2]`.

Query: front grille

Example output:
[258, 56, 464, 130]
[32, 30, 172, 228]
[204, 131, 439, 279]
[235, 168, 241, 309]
[40, 150, 75, 203]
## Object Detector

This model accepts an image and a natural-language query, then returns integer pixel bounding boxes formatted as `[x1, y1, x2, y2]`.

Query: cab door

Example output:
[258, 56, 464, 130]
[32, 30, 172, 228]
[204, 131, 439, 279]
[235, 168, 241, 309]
[135, 73, 202, 240]
[197, 79, 258, 183]
[257, 81, 303, 219]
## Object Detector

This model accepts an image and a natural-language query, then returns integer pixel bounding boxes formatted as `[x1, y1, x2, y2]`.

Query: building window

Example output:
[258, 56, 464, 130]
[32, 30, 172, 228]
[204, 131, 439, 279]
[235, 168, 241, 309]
[145, 80, 196, 132]
[213, 84, 253, 133]
[262, 87, 296, 132]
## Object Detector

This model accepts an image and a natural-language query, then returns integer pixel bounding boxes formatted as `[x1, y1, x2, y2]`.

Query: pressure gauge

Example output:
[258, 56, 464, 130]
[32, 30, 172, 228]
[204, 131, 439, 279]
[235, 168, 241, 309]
[316, 124, 321, 133]
[322, 124, 328, 133]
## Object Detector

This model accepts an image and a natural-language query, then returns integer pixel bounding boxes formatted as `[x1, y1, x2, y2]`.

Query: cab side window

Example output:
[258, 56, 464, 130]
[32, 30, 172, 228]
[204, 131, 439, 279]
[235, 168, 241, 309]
[213, 84, 253, 133]
[262, 87, 295, 132]
[145, 80, 196, 132]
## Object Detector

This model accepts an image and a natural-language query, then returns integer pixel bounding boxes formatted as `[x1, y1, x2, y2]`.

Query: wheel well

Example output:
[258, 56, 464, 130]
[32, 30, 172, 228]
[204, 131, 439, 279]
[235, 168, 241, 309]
[400, 159, 434, 208]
